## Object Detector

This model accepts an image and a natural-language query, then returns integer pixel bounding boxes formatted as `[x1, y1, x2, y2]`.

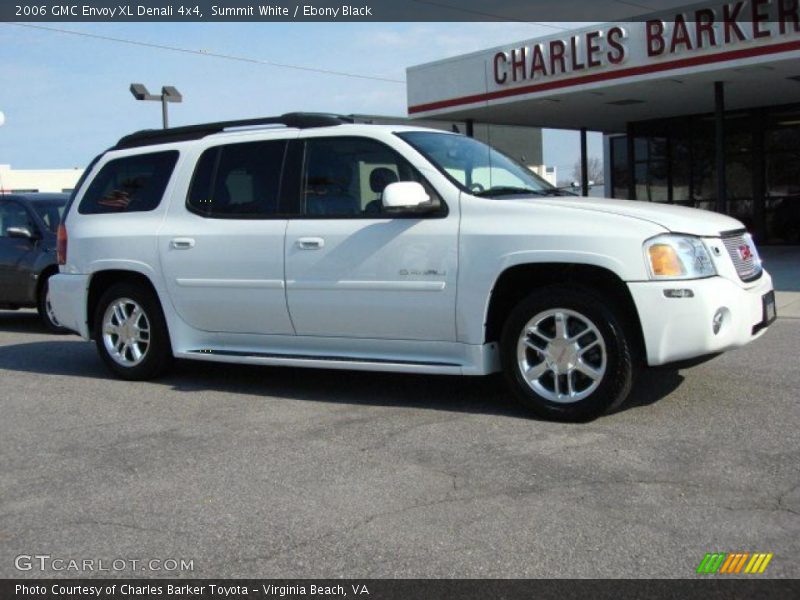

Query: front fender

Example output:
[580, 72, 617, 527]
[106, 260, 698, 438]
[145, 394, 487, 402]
[455, 194, 666, 345]
[497, 250, 630, 280]
[457, 250, 638, 345]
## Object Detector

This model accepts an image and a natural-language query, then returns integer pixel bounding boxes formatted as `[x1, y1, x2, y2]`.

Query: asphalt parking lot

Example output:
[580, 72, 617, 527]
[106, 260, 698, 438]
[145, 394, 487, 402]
[0, 309, 798, 579]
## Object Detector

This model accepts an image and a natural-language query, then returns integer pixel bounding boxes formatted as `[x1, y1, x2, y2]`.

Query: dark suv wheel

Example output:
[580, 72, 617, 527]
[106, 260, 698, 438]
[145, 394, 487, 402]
[37, 274, 69, 334]
[93, 282, 173, 380]
[500, 284, 635, 422]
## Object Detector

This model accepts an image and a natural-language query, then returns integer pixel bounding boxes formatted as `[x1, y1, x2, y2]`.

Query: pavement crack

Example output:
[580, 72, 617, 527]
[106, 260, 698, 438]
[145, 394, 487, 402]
[356, 416, 467, 452]
[66, 519, 193, 537]
[684, 503, 800, 517]
[777, 483, 800, 516]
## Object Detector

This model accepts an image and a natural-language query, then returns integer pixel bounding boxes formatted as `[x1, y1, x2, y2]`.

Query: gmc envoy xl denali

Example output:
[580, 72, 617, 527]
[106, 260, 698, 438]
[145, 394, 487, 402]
[49, 113, 776, 421]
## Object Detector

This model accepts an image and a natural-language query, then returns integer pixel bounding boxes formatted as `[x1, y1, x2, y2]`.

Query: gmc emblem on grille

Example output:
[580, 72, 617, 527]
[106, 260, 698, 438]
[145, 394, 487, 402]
[738, 245, 753, 261]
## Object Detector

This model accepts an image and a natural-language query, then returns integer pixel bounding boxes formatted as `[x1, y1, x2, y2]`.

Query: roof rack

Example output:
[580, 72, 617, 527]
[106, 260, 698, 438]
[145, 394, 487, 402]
[113, 112, 353, 150]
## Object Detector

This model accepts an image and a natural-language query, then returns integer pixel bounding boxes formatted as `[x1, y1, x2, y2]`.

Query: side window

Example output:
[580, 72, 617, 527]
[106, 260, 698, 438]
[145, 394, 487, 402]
[0, 202, 34, 237]
[302, 137, 443, 218]
[32, 203, 65, 233]
[79, 151, 178, 214]
[187, 140, 287, 218]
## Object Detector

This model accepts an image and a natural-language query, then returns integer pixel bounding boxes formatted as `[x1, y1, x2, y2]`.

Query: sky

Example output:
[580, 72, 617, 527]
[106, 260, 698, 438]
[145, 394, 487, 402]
[0, 21, 603, 180]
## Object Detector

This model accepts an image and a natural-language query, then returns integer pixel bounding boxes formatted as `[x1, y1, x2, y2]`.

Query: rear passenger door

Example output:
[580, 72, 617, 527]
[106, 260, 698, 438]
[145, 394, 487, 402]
[158, 136, 295, 335]
[284, 135, 459, 341]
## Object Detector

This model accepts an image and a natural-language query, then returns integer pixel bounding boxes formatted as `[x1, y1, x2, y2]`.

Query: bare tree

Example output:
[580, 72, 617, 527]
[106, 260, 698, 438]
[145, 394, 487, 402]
[571, 157, 604, 185]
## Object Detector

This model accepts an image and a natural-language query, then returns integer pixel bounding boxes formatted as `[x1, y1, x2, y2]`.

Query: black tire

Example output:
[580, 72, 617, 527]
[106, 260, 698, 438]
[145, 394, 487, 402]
[500, 284, 636, 422]
[37, 274, 70, 334]
[93, 282, 173, 380]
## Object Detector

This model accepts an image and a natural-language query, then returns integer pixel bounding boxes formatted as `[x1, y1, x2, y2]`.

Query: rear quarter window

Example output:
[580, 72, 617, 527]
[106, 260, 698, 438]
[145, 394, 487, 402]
[78, 151, 178, 214]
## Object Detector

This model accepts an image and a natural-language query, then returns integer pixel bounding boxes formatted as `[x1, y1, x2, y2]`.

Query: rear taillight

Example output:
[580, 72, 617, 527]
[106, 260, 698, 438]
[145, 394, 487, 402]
[56, 224, 67, 265]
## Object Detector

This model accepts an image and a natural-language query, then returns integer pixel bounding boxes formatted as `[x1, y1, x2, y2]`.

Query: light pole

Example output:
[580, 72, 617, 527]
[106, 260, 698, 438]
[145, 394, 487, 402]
[129, 84, 182, 129]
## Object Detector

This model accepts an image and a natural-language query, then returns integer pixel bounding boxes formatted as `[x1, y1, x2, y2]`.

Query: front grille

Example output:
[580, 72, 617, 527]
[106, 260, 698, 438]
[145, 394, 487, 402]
[721, 232, 762, 282]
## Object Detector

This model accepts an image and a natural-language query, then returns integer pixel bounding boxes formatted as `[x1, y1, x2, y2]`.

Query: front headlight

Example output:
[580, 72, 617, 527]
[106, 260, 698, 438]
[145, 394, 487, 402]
[644, 234, 716, 280]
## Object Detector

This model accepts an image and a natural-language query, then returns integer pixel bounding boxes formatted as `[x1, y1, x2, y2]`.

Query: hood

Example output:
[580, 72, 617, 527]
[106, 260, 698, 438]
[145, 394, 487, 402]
[531, 196, 744, 237]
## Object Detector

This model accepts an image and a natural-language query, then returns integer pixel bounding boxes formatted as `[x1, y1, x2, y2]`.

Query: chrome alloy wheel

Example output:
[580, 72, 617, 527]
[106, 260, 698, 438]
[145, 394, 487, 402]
[45, 287, 62, 327]
[102, 298, 151, 367]
[516, 308, 607, 404]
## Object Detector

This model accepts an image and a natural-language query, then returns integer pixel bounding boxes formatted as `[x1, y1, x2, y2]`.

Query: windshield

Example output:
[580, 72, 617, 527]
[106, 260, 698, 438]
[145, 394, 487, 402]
[397, 131, 558, 197]
[32, 201, 66, 233]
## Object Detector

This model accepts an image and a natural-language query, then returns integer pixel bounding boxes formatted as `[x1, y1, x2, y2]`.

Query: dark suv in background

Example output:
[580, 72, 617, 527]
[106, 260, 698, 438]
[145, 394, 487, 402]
[0, 193, 68, 332]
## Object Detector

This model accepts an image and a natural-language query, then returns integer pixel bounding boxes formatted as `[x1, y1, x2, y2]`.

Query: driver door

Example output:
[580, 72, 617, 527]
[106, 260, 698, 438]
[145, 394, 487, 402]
[284, 135, 459, 341]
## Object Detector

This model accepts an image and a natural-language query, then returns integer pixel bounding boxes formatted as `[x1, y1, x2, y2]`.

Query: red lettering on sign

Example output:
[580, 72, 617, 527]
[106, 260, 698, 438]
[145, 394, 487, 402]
[586, 31, 603, 67]
[779, 0, 800, 33]
[607, 26, 626, 64]
[531, 44, 547, 78]
[670, 15, 694, 52]
[695, 9, 718, 48]
[493, 52, 507, 85]
[570, 36, 585, 71]
[511, 47, 527, 81]
[550, 40, 566, 74]
[724, 1, 746, 43]
[647, 20, 666, 56]
[752, 0, 772, 38]
[778, 0, 800, 35]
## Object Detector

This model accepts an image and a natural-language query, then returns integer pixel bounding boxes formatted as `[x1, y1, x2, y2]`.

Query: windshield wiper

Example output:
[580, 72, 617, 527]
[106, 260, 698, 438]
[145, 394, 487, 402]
[473, 186, 571, 197]
[473, 186, 542, 197]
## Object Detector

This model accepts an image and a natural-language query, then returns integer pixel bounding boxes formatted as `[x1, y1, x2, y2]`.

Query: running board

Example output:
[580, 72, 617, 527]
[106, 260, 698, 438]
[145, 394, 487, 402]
[180, 349, 464, 375]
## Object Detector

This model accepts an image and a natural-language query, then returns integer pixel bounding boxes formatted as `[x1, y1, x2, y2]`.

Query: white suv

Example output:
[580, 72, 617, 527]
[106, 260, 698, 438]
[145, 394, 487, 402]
[50, 113, 776, 421]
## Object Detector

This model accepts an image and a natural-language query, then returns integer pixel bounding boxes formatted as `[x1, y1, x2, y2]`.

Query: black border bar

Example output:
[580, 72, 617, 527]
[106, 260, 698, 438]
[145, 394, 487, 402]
[3, 0, 795, 23]
[3, 579, 800, 600]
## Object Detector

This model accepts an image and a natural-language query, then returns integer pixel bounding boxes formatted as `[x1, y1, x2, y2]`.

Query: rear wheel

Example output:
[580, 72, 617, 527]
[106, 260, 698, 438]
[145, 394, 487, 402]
[93, 282, 173, 380]
[500, 285, 635, 421]
[37, 274, 69, 334]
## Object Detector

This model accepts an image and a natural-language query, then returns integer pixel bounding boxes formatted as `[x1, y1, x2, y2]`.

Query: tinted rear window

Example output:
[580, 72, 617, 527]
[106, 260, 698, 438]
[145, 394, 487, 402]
[187, 140, 287, 218]
[79, 151, 178, 214]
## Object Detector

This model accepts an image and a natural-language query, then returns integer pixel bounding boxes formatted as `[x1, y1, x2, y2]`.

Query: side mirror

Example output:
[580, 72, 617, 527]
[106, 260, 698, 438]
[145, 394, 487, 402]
[6, 226, 36, 240]
[382, 181, 433, 211]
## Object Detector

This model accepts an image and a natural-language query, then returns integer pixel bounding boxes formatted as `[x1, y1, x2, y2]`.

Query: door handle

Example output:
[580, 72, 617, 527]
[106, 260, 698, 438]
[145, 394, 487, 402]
[170, 237, 195, 250]
[296, 237, 325, 250]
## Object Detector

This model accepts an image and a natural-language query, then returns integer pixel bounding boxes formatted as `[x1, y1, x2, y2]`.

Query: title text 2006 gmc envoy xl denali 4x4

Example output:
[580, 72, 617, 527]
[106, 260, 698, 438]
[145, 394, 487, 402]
[49, 113, 776, 421]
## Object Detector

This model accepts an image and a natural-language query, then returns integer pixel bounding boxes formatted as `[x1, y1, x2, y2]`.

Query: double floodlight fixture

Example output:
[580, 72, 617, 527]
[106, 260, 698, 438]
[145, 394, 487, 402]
[129, 83, 183, 129]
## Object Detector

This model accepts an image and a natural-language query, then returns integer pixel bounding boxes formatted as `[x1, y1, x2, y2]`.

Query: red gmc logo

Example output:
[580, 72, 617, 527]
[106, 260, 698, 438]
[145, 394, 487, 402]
[738, 244, 753, 261]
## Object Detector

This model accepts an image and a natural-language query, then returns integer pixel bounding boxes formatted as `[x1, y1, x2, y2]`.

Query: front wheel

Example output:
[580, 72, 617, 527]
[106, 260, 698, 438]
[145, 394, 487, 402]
[94, 282, 173, 380]
[500, 285, 635, 422]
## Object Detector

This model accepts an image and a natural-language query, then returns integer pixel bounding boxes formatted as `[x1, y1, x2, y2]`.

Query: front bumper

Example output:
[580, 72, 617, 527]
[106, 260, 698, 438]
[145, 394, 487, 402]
[628, 271, 774, 367]
[49, 273, 91, 338]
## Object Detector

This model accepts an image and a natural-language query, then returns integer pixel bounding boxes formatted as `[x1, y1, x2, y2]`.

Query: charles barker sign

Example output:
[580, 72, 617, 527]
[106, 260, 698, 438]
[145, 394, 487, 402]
[491, 0, 800, 86]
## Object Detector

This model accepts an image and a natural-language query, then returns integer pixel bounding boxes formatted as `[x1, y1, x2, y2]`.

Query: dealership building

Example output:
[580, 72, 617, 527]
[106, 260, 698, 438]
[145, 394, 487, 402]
[407, 0, 800, 244]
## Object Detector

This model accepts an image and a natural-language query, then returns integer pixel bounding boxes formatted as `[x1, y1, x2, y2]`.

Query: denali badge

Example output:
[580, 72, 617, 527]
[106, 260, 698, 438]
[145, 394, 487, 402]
[399, 269, 446, 276]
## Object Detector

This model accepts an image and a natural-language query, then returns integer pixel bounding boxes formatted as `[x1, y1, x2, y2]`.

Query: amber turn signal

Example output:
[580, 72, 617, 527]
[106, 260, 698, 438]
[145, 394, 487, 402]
[648, 244, 685, 277]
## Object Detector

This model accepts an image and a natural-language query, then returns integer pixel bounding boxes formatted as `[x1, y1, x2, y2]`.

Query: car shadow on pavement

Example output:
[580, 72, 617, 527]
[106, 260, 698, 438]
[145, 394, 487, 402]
[0, 339, 684, 420]
[0, 311, 50, 335]
[610, 368, 685, 413]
